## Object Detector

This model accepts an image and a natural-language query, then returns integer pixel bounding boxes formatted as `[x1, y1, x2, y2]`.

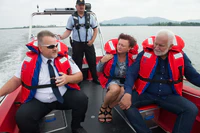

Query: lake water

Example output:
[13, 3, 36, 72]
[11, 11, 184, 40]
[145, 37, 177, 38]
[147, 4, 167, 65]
[0, 26, 200, 89]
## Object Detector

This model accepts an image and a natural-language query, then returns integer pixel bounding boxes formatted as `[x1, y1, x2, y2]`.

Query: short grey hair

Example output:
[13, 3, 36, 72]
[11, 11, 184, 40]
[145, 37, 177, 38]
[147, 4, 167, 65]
[156, 29, 176, 46]
[37, 30, 55, 45]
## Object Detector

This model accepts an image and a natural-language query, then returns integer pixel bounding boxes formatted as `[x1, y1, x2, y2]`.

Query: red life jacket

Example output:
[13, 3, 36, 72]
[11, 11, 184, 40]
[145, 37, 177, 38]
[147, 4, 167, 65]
[99, 39, 138, 88]
[135, 35, 185, 95]
[21, 40, 80, 103]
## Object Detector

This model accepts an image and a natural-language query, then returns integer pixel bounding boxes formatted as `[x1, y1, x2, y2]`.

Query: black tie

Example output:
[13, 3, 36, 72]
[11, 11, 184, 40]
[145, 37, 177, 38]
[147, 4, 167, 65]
[47, 60, 64, 103]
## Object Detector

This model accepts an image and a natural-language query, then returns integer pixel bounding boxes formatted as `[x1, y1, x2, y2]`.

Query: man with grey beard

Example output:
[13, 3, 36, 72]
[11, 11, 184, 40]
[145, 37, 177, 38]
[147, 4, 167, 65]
[119, 29, 200, 133]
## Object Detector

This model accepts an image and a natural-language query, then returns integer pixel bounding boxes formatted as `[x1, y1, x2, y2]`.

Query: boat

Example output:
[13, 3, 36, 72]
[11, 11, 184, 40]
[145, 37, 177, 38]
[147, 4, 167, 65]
[0, 3, 200, 133]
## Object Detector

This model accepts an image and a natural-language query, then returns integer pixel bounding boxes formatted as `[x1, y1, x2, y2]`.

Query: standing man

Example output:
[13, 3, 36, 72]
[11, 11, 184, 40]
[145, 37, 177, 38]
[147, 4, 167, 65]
[0, 30, 88, 133]
[59, 0, 99, 84]
[119, 29, 199, 133]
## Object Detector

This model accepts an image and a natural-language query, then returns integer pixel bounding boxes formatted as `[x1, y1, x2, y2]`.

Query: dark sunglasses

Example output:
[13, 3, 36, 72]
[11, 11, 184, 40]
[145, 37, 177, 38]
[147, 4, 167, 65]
[42, 43, 58, 49]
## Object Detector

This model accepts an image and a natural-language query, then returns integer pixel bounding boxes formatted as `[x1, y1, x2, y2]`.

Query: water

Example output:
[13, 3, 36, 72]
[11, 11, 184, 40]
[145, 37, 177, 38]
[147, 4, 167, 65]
[0, 26, 200, 89]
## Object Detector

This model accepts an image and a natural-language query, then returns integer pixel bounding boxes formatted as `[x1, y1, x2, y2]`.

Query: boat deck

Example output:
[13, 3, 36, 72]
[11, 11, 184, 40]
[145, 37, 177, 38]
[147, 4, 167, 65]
[48, 80, 166, 133]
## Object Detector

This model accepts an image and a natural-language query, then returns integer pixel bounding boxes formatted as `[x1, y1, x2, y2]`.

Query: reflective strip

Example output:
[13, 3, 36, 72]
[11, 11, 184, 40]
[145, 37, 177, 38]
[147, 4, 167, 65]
[59, 57, 68, 63]
[24, 56, 32, 62]
[132, 54, 137, 59]
[144, 52, 152, 58]
[173, 37, 178, 46]
[174, 53, 183, 59]
[108, 41, 116, 51]
[57, 42, 61, 52]
[33, 41, 38, 46]
[148, 38, 153, 45]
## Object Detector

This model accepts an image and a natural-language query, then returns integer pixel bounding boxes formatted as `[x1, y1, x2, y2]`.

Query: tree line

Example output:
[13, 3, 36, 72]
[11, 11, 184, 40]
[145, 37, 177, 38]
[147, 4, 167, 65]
[100, 22, 200, 26]
[148, 22, 200, 26]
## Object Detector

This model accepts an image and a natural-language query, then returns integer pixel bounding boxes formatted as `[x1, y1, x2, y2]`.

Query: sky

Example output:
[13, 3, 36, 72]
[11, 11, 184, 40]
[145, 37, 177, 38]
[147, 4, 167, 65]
[0, 0, 200, 28]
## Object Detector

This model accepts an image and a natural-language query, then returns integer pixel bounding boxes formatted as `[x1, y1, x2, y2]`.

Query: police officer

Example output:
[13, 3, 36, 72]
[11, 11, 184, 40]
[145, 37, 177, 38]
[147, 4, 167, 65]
[59, 0, 99, 84]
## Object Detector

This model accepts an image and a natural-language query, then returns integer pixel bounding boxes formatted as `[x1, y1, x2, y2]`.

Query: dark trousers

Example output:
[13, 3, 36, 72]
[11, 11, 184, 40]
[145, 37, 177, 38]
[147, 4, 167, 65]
[15, 90, 88, 133]
[72, 41, 98, 81]
[124, 90, 198, 133]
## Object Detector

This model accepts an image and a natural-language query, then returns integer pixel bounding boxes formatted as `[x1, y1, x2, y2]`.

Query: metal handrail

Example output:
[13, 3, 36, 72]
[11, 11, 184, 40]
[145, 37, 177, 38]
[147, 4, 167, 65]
[28, 7, 105, 57]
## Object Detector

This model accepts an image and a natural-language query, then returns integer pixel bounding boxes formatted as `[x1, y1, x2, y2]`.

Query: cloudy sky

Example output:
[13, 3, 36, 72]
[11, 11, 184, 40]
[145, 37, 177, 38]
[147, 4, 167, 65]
[0, 0, 200, 28]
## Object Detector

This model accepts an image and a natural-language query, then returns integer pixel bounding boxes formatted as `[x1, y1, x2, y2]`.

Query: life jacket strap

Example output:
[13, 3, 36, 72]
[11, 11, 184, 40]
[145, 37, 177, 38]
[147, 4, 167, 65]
[21, 81, 56, 90]
[138, 66, 183, 84]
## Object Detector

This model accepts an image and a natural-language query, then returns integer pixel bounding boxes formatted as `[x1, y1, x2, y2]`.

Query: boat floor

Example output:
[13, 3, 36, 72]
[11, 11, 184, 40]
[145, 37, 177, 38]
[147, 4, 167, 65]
[48, 80, 166, 133]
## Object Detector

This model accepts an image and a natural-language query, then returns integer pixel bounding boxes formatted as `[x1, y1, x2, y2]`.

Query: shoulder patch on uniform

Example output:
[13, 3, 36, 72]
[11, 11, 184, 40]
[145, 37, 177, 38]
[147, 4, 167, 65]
[144, 52, 152, 58]
[73, 16, 78, 20]
[59, 57, 68, 63]
[174, 53, 183, 59]
[69, 58, 75, 64]
[24, 56, 32, 62]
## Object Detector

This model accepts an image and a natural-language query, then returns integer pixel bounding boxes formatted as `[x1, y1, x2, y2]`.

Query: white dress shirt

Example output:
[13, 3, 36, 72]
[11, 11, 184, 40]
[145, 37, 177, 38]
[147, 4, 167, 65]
[15, 54, 80, 103]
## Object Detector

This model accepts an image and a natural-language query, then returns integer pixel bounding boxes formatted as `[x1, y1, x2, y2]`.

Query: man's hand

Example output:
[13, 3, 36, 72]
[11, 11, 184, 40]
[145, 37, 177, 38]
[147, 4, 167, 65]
[100, 54, 114, 63]
[57, 35, 63, 40]
[87, 40, 94, 46]
[119, 93, 132, 110]
[55, 72, 69, 86]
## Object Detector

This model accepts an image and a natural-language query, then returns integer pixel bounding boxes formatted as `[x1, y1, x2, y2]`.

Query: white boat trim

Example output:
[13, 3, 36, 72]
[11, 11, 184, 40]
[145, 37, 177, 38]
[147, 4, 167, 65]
[182, 91, 200, 98]
[0, 95, 7, 106]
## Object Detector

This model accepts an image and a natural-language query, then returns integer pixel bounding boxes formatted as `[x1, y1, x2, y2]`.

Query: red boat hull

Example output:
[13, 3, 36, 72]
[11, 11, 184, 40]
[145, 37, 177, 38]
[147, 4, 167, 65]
[0, 62, 200, 133]
[0, 87, 21, 133]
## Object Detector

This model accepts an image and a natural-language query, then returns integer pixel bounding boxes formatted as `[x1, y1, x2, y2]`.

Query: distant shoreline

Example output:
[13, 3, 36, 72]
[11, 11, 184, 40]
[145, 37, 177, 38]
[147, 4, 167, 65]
[1, 22, 200, 30]
[100, 22, 200, 26]
[0, 26, 65, 30]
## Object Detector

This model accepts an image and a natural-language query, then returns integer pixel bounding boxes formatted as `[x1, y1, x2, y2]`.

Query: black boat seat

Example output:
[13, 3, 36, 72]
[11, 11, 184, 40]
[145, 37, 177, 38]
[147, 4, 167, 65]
[39, 110, 67, 133]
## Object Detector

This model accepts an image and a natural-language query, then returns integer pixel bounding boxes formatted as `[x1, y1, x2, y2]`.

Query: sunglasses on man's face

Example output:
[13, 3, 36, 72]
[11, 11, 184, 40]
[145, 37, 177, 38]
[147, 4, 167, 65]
[42, 43, 58, 49]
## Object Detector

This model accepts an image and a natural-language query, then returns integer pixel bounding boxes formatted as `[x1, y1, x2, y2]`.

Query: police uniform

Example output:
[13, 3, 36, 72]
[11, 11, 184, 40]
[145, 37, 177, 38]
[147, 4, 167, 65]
[66, 0, 99, 82]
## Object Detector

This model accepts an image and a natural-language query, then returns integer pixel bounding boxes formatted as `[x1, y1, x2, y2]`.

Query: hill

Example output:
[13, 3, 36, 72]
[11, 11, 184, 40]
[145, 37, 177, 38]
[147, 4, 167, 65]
[100, 17, 200, 25]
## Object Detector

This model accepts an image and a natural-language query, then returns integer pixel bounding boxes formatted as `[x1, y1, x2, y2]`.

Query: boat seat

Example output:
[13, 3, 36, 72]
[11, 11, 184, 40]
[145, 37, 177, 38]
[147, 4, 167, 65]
[39, 110, 67, 133]
[138, 104, 160, 129]
[138, 104, 159, 113]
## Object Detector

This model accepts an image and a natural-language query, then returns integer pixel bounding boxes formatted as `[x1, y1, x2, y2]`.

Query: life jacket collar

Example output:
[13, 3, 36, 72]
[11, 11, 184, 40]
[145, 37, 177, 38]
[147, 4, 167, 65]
[142, 35, 185, 52]
[104, 38, 139, 55]
[26, 40, 68, 56]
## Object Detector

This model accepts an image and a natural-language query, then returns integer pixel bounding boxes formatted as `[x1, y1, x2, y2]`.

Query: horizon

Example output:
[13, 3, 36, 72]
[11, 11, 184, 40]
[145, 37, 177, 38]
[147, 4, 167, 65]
[1, 16, 200, 29]
[101, 16, 200, 22]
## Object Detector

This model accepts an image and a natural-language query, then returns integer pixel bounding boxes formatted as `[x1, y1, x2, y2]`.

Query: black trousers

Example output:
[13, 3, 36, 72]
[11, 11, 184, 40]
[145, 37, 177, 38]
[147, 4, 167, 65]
[15, 90, 88, 133]
[72, 41, 98, 81]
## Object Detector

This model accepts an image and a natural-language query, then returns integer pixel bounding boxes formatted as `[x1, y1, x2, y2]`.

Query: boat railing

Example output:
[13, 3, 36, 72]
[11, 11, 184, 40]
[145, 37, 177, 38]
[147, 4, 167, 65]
[28, 5, 105, 56]
[0, 96, 6, 105]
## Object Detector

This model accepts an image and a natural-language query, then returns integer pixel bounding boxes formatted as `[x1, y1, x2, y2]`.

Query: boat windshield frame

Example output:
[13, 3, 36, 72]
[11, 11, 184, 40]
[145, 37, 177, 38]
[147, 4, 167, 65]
[28, 7, 105, 55]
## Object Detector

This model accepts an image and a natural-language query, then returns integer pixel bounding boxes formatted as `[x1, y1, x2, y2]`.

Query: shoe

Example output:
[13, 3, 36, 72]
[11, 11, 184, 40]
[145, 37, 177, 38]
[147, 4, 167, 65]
[105, 105, 112, 123]
[92, 79, 100, 85]
[98, 105, 107, 123]
[72, 127, 87, 133]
